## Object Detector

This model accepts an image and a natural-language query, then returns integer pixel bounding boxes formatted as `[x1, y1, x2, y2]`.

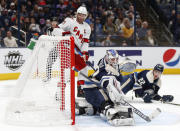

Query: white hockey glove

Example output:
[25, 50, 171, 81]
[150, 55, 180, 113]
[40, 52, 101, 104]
[105, 64, 119, 76]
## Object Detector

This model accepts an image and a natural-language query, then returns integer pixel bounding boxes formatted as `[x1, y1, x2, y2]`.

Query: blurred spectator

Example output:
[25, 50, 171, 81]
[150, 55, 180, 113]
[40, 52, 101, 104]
[0, 0, 6, 16]
[51, 20, 58, 28]
[3, 30, 18, 47]
[26, 0, 33, 12]
[8, 2, 16, 17]
[168, 9, 176, 33]
[42, 19, 51, 34]
[137, 29, 157, 46]
[33, 4, 39, 19]
[125, 5, 140, 19]
[0, 9, 10, 31]
[127, 11, 134, 27]
[115, 9, 124, 31]
[146, 29, 157, 46]
[101, 35, 115, 46]
[137, 21, 149, 40]
[174, 15, 180, 45]
[0, 30, 4, 47]
[20, 4, 28, 17]
[85, 13, 93, 25]
[120, 18, 134, 42]
[44, 19, 58, 35]
[22, 17, 30, 32]
[122, 0, 131, 10]
[122, 40, 128, 46]
[103, 15, 117, 35]
[29, 17, 41, 33]
[136, 18, 142, 29]
[95, 17, 103, 35]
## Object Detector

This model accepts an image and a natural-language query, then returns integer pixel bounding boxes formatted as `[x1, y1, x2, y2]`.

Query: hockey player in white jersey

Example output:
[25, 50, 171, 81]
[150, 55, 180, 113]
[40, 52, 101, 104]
[45, 6, 91, 97]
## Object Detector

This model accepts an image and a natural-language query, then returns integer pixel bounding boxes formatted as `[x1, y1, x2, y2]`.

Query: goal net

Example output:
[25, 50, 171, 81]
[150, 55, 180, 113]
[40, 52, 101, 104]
[5, 35, 75, 126]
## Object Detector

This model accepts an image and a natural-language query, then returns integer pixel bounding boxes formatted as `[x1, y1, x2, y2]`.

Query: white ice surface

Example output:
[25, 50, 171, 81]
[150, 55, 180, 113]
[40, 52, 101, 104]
[0, 75, 180, 131]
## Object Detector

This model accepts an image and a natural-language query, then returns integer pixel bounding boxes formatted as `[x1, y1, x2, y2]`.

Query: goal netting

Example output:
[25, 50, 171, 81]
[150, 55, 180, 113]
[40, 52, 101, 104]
[5, 35, 75, 126]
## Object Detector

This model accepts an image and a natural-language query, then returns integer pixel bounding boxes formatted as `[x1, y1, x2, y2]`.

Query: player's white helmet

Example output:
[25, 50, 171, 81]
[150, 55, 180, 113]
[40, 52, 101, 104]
[77, 6, 88, 18]
[105, 49, 119, 67]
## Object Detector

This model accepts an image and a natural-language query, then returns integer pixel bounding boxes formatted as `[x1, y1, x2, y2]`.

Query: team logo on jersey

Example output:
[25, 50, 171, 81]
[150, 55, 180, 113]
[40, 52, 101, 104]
[163, 49, 180, 66]
[4, 51, 25, 71]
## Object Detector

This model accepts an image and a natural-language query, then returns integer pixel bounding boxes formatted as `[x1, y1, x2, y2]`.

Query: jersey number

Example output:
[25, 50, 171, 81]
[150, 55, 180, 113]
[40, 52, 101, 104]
[137, 78, 145, 86]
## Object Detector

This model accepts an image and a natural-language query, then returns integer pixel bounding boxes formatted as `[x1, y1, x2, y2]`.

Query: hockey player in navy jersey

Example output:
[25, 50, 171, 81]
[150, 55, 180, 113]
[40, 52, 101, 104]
[131, 64, 174, 103]
[113, 64, 174, 103]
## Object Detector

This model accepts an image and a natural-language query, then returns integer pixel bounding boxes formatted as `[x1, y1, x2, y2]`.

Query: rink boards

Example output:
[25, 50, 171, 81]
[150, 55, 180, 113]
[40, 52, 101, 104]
[0, 47, 180, 80]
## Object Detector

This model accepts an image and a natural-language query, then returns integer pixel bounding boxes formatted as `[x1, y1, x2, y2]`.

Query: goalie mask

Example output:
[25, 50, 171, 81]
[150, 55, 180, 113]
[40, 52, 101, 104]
[105, 49, 119, 67]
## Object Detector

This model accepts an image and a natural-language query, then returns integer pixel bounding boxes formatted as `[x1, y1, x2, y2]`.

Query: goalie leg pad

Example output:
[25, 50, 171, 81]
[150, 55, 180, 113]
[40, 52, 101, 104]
[101, 76, 124, 103]
[102, 105, 134, 126]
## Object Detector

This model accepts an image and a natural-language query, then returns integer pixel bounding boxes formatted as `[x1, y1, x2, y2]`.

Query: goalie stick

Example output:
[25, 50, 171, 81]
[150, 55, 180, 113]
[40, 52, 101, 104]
[72, 67, 161, 122]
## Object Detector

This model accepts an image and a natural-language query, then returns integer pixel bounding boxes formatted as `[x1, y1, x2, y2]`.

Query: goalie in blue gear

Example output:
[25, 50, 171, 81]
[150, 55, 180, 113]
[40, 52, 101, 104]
[75, 49, 135, 126]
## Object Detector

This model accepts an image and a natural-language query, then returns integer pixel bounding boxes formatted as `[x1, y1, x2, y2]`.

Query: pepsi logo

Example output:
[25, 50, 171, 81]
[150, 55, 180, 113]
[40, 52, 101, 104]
[163, 49, 180, 66]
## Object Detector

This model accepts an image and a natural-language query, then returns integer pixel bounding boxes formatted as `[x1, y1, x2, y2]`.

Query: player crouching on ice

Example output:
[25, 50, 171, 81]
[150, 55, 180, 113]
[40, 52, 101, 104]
[131, 64, 174, 103]
[75, 49, 135, 126]
[76, 76, 135, 126]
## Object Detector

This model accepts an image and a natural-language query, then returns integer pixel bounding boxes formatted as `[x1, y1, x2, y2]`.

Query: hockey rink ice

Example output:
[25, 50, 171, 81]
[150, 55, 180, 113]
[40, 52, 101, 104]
[0, 75, 180, 131]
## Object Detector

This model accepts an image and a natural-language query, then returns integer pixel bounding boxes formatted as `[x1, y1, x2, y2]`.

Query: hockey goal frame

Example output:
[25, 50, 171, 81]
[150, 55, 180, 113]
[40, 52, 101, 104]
[6, 35, 75, 126]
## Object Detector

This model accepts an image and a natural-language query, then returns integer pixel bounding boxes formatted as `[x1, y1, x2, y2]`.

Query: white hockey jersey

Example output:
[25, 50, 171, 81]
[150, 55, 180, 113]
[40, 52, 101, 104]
[58, 17, 91, 52]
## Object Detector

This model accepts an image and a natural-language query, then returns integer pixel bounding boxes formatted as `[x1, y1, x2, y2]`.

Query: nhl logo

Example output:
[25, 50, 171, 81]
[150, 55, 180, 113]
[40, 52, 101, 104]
[4, 51, 25, 71]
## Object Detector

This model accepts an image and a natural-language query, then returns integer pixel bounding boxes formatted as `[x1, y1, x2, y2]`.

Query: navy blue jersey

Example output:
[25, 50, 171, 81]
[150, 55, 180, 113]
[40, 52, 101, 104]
[134, 70, 161, 97]
[92, 58, 122, 81]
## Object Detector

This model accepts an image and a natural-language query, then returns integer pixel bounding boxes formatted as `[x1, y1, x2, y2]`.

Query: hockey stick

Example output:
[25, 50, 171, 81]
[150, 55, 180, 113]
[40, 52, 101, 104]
[72, 67, 161, 122]
[86, 61, 96, 71]
[152, 100, 180, 106]
[164, 102, 180, 106]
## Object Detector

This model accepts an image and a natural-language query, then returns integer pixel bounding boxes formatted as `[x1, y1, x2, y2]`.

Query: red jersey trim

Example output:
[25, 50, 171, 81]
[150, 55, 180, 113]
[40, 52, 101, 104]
[83, 38, 90, 43]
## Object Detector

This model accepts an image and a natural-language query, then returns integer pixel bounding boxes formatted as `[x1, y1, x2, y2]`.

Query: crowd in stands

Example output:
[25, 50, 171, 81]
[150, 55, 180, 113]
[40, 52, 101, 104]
[148, 0, 180, 45]
[0, 0, 177, 47]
